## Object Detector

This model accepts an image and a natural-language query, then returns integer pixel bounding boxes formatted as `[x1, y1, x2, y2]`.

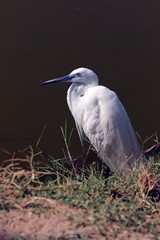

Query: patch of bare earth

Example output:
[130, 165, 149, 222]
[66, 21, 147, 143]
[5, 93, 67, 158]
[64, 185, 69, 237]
[0, 197, 102, 240]
[0, 197, 155, 240]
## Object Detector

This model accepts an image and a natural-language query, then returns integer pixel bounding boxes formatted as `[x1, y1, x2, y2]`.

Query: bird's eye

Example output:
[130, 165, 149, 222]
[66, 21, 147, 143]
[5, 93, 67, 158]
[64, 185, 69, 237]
[75, 73, 81, 77]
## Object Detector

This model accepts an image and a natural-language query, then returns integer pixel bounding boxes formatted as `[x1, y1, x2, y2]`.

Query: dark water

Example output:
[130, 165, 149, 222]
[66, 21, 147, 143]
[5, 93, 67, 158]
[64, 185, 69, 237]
[0, 0, 160, 158]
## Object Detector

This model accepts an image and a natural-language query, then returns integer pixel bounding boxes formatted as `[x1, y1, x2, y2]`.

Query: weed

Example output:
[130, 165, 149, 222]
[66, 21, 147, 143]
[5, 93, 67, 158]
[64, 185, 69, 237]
[0, 124, 160, 239]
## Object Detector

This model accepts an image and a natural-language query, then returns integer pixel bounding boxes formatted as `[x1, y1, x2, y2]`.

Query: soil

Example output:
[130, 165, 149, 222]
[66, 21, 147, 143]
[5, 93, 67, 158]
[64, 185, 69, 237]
[0, 197, 153, 240]
[0, 197, 101, 240]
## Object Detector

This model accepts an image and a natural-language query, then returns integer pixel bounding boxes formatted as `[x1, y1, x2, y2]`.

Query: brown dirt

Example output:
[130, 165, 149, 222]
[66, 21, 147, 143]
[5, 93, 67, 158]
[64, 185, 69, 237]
[0, 197, 154, 240]
[0, 197, 102, 240]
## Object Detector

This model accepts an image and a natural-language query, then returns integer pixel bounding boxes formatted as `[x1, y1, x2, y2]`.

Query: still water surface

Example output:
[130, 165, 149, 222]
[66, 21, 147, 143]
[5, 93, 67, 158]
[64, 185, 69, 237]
[0, 0, 160, 158]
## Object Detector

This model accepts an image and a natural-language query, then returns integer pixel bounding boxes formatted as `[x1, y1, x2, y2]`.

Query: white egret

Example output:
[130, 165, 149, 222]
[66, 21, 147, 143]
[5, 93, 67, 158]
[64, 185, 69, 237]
[41, 67, 142, 174]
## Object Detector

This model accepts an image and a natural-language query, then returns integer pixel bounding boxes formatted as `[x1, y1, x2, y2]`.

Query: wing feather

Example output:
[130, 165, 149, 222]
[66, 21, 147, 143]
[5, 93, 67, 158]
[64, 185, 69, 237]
[80, 86, 141, 172]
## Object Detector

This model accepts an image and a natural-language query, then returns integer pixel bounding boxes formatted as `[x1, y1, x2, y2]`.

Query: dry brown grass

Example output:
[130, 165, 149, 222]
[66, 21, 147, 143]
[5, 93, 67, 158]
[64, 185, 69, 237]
[0, 145, 160, 239]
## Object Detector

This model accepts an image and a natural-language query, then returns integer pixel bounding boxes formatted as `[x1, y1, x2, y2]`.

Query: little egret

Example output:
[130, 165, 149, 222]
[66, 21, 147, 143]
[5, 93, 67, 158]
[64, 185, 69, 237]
[41, 67, 142, 173]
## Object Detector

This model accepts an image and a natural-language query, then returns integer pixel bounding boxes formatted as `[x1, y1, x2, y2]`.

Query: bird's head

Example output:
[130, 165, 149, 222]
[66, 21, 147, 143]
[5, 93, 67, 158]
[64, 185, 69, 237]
[41, 67, 99, 86]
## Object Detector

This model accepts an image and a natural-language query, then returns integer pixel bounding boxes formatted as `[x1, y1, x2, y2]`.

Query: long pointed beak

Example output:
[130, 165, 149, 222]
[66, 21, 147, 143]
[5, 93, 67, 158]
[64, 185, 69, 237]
[41, 74, 72, 86]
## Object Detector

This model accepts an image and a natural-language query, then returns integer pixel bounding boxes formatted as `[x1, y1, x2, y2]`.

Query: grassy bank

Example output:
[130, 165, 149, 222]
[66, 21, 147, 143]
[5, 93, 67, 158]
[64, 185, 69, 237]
[0, 127, 160, 239]
[0, 148, 160, 239]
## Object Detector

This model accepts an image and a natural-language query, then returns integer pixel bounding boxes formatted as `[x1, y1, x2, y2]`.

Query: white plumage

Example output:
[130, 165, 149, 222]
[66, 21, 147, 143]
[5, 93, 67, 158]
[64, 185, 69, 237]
[42, 67, 142, 173]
